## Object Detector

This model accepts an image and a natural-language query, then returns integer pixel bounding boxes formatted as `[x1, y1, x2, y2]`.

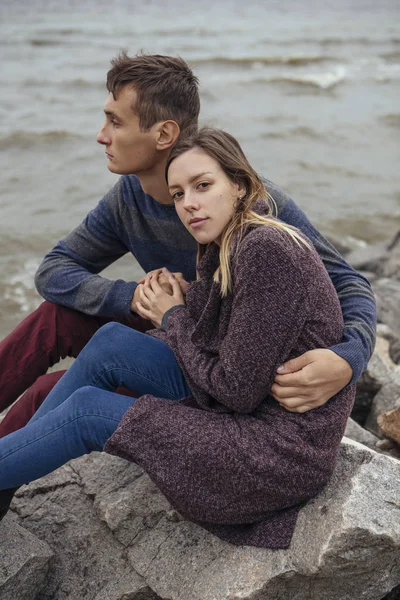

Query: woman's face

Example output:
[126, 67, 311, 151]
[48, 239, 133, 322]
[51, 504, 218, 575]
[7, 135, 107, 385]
[168, 148, 244, 246]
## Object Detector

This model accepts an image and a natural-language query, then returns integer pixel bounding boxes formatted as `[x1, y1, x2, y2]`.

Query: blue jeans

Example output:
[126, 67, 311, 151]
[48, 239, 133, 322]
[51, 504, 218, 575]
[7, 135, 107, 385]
[0, 323, 191, 490]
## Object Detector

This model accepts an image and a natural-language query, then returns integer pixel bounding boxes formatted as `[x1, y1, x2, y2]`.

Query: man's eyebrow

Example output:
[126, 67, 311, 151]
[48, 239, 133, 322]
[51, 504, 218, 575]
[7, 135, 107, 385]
[104, 109, 122, 120]
[168, 171, 213, 190]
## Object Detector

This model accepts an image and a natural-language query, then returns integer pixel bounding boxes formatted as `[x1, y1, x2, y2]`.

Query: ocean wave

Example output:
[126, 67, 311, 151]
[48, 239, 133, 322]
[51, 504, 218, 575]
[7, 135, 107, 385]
[194, 55, 336, 67]
[261, 126, 322, 139]
[1, 258, 41, 315]
[29, 38, 62, 47]
[380, 51, 400, 63]
[22, 77, 103, 89]
[297, 161, 381, 180]
[1, 130, 83, 148]
[254, 66, 347, 90]
[380, 114, 400, 127]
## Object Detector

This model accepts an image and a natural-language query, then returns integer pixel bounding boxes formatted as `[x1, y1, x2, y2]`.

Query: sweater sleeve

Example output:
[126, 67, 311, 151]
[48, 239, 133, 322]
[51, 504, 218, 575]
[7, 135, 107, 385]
[34, 179, 138, 317]
[277, 197, 376, 383]
[165, 229, 309, 414]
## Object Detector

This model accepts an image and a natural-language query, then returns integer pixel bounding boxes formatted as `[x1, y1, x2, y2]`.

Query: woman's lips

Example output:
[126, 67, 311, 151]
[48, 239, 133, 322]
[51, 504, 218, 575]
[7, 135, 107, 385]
[189, 218, 208, 228]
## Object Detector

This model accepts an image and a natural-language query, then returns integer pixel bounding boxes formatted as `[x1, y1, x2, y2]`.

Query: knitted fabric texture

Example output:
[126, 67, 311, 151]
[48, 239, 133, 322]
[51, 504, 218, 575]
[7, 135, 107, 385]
[105, 225, 356, 549]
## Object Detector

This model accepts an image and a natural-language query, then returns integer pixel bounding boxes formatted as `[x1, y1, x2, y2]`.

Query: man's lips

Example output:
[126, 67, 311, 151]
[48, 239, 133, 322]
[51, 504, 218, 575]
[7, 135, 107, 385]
[105, 152, 114, 159]
[189, 217, 208, 228]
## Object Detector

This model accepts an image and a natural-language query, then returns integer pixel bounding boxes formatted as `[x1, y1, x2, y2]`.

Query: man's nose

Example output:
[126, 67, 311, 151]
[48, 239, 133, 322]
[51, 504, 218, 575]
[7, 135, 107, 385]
[96, 125, 109, 145]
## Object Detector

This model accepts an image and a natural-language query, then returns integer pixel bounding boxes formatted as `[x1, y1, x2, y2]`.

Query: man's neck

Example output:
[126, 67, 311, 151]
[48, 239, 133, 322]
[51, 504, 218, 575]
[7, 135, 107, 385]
[138, 160, 173, 205]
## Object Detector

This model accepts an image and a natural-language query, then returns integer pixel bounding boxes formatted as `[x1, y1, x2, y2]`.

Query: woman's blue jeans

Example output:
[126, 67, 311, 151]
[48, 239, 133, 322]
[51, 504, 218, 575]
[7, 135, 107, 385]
[0, 323, 191, 490]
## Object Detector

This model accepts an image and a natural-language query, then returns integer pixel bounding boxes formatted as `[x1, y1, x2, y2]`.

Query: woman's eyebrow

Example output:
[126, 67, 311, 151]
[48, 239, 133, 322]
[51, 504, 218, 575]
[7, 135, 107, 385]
[169, 171, 213, 190]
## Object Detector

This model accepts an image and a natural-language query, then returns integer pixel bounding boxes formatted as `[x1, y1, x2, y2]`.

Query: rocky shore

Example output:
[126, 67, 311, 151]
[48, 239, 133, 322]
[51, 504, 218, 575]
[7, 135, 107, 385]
[1, 231, 400, 600]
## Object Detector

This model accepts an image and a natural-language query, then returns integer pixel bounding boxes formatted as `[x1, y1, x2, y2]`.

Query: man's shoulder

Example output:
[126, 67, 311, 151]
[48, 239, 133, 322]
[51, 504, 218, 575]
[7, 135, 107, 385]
[260, 176, 291, 214]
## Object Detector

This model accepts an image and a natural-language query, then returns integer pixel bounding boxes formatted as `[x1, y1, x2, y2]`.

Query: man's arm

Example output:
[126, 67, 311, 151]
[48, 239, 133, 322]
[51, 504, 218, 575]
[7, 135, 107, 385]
[265, 180, 376, 410]
[35, 178, 137, 317]
[276, 196, 376, 382]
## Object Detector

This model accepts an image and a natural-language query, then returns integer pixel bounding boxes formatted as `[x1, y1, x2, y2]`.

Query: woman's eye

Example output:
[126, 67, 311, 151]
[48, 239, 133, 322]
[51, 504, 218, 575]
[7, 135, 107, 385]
[172, 191, 183, 201]
[198, 182, 210, 190]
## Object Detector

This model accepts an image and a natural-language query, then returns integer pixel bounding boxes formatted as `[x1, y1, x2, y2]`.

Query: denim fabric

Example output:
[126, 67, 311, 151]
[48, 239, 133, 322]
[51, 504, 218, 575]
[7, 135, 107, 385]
[0, 323, 190, 490]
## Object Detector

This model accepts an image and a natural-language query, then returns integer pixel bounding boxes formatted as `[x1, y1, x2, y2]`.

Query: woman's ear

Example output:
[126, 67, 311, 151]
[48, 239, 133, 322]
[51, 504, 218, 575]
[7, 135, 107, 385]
[156, 120, 180, 151]
[237, 183, 246, 199]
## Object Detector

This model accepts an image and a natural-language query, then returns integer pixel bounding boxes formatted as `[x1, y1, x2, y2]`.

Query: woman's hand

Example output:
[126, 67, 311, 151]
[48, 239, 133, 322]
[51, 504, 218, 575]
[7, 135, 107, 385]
[136, 268, 185, 328]
[138, 269, 190, 296]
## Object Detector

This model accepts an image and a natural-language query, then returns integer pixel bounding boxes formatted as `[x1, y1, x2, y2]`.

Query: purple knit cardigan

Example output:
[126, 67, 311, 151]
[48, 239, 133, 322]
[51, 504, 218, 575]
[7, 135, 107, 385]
[104, 225, 356, 549]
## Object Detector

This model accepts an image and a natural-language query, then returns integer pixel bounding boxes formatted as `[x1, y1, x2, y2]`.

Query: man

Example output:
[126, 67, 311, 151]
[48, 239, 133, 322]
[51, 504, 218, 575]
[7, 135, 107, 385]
[0, 52, 376, 437]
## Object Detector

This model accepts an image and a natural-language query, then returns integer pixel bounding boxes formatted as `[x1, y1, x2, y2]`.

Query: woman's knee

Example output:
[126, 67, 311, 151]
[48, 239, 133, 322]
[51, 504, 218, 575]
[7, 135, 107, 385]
[89, 322, 143, 357]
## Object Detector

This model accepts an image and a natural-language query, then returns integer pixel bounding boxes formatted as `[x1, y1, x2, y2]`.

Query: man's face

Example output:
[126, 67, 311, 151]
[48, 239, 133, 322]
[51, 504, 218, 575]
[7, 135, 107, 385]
[97, 86, 159, 175]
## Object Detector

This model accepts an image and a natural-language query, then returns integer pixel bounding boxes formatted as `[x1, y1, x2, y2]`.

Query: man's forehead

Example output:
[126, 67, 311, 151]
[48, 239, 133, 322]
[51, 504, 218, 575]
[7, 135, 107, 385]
[104, 87, 137, 116]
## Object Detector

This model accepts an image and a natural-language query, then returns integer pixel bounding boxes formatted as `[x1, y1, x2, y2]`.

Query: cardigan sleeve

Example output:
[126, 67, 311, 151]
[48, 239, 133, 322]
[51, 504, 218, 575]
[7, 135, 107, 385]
[165, 228, 310, 414]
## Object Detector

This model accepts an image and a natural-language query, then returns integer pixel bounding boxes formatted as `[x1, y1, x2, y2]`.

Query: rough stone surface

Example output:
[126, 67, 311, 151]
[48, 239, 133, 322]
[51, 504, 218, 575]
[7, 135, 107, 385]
[378, 406, 400, 445]
[346, 241, 389, 274]
[1, 440, 399, 600]
[0, 518, 53, 600]
[373, 278, 400, 339]
[382, 231, 400, 281]
[344, 417, 380, 449]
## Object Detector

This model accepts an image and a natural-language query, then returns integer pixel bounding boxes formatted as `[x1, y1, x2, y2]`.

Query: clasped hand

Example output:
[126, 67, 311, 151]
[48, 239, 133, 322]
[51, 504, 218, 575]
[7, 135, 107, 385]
[135, 268, 186, 328]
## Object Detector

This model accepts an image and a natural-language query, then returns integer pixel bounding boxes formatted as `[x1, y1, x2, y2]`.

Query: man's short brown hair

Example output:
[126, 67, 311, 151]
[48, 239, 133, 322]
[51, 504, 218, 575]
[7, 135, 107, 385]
[107, 51, 200, 134]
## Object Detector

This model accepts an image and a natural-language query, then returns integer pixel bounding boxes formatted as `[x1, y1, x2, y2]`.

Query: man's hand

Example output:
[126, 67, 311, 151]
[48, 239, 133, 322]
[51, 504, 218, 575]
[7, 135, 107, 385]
[271, 349, 353, 413]
[136, 269, 185, 328]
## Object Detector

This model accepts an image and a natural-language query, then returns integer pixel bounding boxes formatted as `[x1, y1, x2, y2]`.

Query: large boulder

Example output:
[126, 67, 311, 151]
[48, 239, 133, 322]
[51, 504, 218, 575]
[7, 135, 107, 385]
[0, 518, 53, 600]
[1, 439, 399, 600]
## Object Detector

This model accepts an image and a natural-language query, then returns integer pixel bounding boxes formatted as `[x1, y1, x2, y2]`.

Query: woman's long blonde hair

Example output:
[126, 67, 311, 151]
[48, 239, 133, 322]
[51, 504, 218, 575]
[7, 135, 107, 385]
[166, 127, 311, 296]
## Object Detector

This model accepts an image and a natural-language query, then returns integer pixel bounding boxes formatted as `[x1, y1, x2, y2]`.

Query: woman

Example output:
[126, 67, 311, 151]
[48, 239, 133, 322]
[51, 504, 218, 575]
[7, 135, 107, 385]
[0, 128, 355, 549]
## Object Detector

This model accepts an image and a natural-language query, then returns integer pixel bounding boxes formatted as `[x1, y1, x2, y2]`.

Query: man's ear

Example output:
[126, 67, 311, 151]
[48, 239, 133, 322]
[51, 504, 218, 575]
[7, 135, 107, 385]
[156, 120, 180, 151]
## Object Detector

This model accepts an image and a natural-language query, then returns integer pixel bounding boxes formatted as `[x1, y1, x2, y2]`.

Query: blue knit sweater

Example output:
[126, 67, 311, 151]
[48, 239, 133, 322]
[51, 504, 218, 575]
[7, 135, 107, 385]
[35, 174, 376, 384]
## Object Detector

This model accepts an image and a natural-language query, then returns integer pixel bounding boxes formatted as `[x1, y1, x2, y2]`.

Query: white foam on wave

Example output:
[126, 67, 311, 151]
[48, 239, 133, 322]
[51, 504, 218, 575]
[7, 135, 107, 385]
[282, 65, 348, 89]
[3, 258, 41, 314]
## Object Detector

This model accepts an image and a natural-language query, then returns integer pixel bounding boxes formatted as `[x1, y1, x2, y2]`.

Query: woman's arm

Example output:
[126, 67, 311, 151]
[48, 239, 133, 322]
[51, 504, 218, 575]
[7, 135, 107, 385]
[164, 229, 310, 414]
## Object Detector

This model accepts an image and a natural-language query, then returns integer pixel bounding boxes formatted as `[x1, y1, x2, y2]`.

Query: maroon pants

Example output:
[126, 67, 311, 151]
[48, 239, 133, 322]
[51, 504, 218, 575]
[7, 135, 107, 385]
[0, 302, 151, 437]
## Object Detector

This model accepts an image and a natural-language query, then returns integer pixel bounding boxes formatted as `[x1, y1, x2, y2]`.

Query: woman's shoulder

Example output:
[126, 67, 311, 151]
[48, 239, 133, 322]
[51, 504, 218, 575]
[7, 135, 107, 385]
[238, 223, 312, 264]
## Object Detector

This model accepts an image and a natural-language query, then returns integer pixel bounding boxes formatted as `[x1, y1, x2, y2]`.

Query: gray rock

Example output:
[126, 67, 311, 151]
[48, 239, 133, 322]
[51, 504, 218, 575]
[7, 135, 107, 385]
[111, 440, 400, 600]
[382, 231, 400, 281]
[3, 441, 400, 600]
[373, 278, 400, 339]
[0, 519, 53, 600]
[344, 417, 380, 449]
[365, 371, 400, 435]
[353, 350, 388, 424]
[9, 461, 155, 600]
[346, 241, 389, 274]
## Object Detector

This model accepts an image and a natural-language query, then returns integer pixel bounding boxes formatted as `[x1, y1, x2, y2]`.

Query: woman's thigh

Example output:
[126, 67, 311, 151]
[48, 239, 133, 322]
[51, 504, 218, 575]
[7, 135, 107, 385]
[85, 323, 191, 400]
[30, 323, 190, 423]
